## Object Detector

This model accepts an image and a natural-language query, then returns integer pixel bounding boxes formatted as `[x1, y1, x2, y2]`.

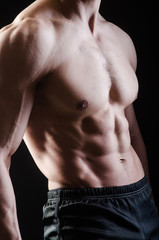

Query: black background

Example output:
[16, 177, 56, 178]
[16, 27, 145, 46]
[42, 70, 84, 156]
[0, 1, 158, 239]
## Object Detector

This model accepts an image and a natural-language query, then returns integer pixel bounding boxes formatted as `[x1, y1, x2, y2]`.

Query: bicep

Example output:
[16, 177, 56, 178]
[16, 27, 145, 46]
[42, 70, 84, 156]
[0, 24, 36, 157]
[0, 19, 54, 156]
[0, 80, 35, 157]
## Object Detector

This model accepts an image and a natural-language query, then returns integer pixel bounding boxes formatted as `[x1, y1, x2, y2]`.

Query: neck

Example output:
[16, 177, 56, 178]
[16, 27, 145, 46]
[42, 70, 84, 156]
[58, 0, 101, 33]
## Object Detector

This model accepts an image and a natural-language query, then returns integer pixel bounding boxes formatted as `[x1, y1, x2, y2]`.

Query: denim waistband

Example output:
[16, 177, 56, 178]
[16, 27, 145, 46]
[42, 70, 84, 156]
[47, 176, 149, 199]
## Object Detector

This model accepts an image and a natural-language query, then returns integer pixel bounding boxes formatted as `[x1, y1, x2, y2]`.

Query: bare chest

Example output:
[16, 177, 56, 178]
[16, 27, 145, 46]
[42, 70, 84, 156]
[37, 27, 138, 116]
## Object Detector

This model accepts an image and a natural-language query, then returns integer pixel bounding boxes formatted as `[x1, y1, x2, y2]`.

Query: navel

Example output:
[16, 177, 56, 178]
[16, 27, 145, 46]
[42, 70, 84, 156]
[120, 159, 126, 163]
[76, 100, 88, 111]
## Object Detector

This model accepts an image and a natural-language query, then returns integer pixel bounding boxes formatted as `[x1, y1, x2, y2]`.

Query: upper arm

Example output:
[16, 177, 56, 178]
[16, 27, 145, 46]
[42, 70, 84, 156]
[0, 19, 54, 158]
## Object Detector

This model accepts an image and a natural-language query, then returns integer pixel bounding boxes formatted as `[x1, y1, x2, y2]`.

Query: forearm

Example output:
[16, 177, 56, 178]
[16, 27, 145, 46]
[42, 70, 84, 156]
[0, 160, 21, 240]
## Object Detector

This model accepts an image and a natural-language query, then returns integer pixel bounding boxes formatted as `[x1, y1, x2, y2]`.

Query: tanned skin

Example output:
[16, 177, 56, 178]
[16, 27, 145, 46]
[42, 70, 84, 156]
[0, 0, 149, 239]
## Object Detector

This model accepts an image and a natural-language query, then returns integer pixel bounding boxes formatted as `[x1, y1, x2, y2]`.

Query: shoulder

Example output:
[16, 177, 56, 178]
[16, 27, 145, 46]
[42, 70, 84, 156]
[0, 17, 55, 51]
[97, 14, 137, 71]
[0, 0, 56, 56]
[0, 17, 55, 82]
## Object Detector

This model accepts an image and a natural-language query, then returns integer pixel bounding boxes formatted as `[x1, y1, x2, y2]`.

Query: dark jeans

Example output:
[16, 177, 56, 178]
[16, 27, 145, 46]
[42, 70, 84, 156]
[43, 177, 159, 240]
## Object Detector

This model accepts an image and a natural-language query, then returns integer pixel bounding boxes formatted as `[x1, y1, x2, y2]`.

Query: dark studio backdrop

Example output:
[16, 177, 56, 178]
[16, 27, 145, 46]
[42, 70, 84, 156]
[0, 1, 158, 239]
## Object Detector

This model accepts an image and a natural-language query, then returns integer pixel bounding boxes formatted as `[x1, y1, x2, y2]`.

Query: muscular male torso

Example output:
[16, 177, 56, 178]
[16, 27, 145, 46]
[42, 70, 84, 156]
[1, 0, 145, 189]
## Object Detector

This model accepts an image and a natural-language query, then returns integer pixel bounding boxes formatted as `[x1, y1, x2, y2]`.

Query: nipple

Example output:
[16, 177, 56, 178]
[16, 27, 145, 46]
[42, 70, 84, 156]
[76, 100, 88, 111]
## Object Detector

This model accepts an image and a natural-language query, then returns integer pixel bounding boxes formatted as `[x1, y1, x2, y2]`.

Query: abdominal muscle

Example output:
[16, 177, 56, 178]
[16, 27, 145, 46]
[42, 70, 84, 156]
[48, 149, 145, 190]
[25, 105, 145, 190]
[48, 137, 145, 190]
